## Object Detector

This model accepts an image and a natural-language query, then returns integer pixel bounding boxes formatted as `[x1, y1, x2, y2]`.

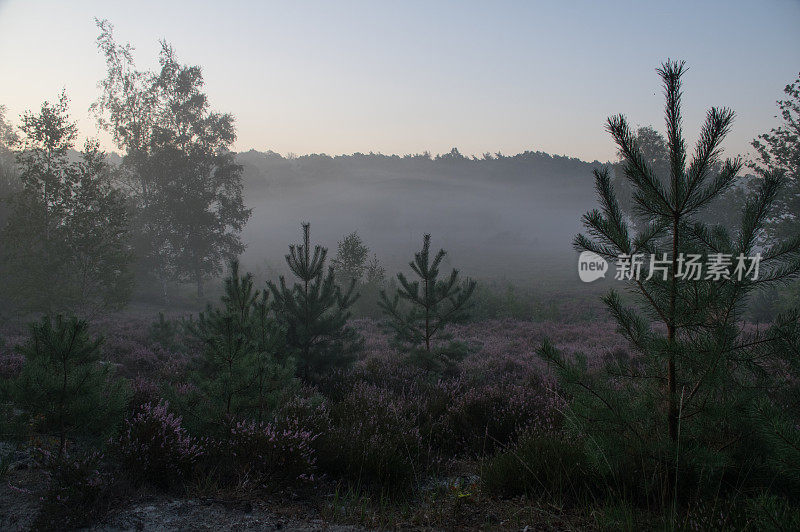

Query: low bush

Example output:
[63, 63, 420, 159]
[321, 382, 430, 491]
[481, 432, 598, 501]
[33, 448, 112, 530]
[116, 400, 202, 489]
[430, 375, 563, 456]
[212, 419, 318, 486]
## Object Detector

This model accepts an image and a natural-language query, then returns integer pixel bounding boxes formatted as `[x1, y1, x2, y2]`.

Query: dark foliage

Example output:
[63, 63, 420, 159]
[268, 223, 362, 381]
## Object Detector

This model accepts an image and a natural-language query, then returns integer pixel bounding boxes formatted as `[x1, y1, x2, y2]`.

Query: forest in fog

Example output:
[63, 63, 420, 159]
[0, 8, 799, 532]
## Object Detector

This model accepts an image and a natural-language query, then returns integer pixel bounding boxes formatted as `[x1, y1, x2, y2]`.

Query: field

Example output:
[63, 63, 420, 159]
[3, 278, 797, 530]
[0, 291, 632, 530]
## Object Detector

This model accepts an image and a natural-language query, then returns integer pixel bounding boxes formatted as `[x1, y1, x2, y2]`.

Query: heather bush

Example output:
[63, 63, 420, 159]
[32, 447, 112, 530]
[0, 333, 24, 379]
[321, 381, 429, 490]
[212, 419, 318, 486]
[481, 432, 597, 500]
[274, 387, 333, 437]
[128, 374, 162, 411]
[116, 400, 202, 489]
[430, 375, 563, 456]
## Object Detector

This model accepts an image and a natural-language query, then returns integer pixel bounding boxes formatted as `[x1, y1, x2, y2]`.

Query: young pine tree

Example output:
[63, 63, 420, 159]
[268, 223, 361, 381]
[379, 234, 476, 352]
[540, 60, 800, 501]
[186, 260, 292, 433]
[8, 315, 129, 457]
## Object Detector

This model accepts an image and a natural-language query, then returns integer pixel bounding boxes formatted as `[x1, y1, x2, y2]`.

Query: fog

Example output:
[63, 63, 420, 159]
[238, 149, 604, 281]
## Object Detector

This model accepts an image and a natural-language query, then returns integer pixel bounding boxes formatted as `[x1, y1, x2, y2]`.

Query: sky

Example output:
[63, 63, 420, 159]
[0, 0, 798, 162]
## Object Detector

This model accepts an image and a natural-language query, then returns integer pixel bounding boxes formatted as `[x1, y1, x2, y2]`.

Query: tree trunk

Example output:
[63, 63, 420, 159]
[160, 276, 169, 307]
[667, 217, 679, 442]
[195, 259, 204, 298]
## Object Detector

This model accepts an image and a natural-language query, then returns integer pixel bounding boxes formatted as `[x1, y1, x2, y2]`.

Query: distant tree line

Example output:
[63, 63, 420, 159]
[0, 17, 796, 321]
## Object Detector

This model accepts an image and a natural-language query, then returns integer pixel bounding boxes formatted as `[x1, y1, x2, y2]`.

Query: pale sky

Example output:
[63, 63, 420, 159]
[0, 0, 798, 162]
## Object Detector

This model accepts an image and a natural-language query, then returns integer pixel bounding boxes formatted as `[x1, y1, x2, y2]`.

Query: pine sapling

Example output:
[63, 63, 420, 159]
[379, 233, 476, 352]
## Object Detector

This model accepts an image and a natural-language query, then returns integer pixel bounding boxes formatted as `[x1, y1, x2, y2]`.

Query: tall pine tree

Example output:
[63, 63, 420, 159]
[541, 60, 800, 501]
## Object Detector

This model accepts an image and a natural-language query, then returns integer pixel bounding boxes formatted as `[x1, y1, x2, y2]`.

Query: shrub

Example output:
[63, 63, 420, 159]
[274, 387, 333, 437]
[481, 432, 597, 501]
[116, 400, 202, 489]
[32, 448, 112, 530]
[215, 419, 318, 486]
[321, 382, 429, 490]
[430, 375, 563, 456]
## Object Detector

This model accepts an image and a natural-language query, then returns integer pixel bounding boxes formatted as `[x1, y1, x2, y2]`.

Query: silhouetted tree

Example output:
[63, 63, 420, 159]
[364, 254, 386, 286]
[379, 234, 475, 351]
[93, 20, 250, 298]
[750, 71, 800, 242]
[2, 92, 132, 312]
[331, 231, 369, 285]
[0, 104, 18, 229]
[268, 223, 361, 380]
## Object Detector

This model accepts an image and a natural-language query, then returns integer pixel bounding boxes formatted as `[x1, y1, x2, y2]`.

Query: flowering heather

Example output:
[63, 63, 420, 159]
[431, 375, 566, 456]
[0, 327, 25, 379]
[116, 400, 203, 488]
[0, 343, 23, 379]
[216, 419, 318, 484]
[322, 381, 430, 488]
[2, 310, 631, 493]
